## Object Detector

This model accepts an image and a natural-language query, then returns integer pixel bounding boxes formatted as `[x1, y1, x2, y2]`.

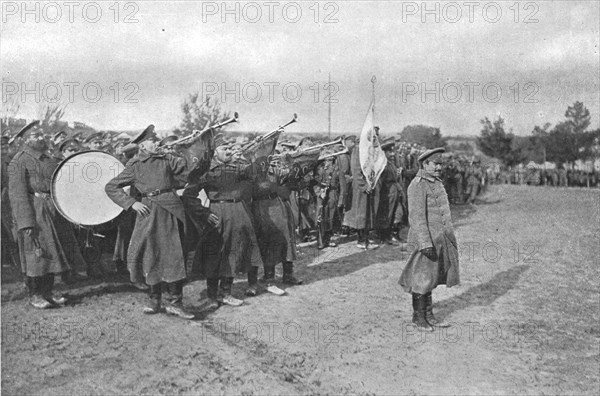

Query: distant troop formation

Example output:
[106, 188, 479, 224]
[1, 120, 471, 322]
[494, 166, 599, 188]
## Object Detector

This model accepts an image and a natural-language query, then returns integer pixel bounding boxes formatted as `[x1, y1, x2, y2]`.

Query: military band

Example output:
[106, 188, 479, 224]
[3, 118, 531, 327]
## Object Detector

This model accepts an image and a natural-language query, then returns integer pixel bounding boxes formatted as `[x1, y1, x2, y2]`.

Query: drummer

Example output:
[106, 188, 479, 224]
[8, 125, 87, 309]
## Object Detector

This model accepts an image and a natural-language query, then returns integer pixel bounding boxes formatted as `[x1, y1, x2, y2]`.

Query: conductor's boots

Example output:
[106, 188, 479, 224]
[425, 292, 448, 327]
[411, 293, 434, 332]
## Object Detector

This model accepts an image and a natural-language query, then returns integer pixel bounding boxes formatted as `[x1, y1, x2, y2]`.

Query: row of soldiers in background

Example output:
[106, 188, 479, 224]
[275, 136, 484, 251]
[441, 156, 486, 205]
[1, 122, 482, 313]
[494, 166, 599, 188]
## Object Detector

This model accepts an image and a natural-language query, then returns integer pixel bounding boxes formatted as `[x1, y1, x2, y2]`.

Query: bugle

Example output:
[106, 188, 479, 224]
[318, 147, 349, 162]
[166, 112, 239, 148]
[298, 136, 344, 153]
[242, 113, 297, 152]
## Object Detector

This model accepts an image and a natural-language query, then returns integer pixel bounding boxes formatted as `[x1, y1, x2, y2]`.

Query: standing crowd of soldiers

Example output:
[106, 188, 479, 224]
[494, 166, 599, 188]
[1, 123, 471, 322]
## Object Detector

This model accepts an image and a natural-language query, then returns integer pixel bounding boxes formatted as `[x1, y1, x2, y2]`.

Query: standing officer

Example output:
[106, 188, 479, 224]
[399, 148, 460, 331]
[9, 126, 86, 308]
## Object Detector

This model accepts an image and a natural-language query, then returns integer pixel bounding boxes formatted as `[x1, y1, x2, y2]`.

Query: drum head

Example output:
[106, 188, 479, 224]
[51, 150, 126, 226]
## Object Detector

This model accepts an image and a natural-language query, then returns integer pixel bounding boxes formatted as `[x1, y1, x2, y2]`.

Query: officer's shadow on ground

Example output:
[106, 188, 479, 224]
[435, 264, 530, 321]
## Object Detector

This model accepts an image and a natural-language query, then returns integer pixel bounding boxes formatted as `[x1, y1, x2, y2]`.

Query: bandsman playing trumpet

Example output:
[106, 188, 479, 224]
[105, 127, 194, 319]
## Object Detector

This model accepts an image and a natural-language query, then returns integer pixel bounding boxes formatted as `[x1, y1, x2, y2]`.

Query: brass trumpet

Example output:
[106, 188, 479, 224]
[297, 136, 344, 153]
[318, 147, 349, 162]
[270, 136, 345, 162]
[242, 113, 297, 153]
[166, 112, 239, 148]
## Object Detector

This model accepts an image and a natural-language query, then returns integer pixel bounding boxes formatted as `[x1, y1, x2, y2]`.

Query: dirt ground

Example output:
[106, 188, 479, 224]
[2, 184, 599, 395]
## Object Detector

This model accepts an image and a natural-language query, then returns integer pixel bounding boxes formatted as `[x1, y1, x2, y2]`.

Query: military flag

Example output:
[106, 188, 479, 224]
[358, 100, 387, 190]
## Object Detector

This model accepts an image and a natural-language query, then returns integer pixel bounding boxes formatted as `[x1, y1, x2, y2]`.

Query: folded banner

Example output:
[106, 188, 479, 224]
[359, 100, 387, 189]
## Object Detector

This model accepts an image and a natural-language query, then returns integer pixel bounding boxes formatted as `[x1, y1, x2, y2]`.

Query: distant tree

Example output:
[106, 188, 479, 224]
[399, 125, 446, 148]
[37, 102, 68, 136]
[476, 116, 513, 163]
[173, 94, 231, 137]
[565, 101, 591, 134]
[541, 102, 596, 165]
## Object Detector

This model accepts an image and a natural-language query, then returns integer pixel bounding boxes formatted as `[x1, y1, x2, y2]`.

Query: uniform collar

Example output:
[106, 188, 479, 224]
[416, 169, 440, 182]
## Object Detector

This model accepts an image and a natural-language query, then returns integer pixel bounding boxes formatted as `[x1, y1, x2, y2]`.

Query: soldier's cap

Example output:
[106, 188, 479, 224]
[10, 120, 40, 144]
[159, 134, 179, 147]
[53, 130, 67, 143]
[297, 137, 313, 148]
[59, 138, 83, 152]
[380, 137, 396, 151]
[344, 135, 357, 142]
[115, 132, 132, 142]
[418, 147, 446, 162]
[130, 125, 156, 145]
[84, 132, 105, 144]
[280, 141, 297, 148]
[71, 131, 83, 140]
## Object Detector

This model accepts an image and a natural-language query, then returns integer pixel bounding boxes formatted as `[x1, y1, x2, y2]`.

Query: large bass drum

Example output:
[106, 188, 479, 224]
[51, 150, 126, 227]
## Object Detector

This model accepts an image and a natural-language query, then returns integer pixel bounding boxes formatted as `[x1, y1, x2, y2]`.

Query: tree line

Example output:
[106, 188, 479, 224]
[476, 102, 599, 167]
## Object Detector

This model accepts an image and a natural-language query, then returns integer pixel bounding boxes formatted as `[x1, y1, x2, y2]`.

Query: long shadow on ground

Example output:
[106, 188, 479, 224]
[435, 264, 530, 321]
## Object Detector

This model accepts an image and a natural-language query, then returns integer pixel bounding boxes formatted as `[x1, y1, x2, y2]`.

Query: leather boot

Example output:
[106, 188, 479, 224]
[282, 261, 303, 285]
[246, 267, 259, 296]
[143, 283, 162, 314]
[412, 293, 433, 331]
[425, 292, 448, 327]
[164, 281, 194, 319]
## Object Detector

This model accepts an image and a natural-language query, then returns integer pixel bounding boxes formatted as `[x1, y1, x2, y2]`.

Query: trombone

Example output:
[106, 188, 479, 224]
[242, 113, 297, 153]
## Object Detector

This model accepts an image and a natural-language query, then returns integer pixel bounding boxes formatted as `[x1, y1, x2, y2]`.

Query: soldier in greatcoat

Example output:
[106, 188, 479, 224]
[313, 153, 340, 249]
[337, 135, 355, 232]
[105, 130, 194, 319]
[375, 138, 402, 245]
[342, 141, 379, 249]
[9, 127, 86, 309]
[399, 148, 460, 331]
[183, 144, 263, 308]
[248, 160, 301, 297]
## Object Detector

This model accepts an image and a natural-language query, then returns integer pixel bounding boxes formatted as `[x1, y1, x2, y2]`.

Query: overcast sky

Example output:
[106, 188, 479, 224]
[2, 1, 599, 136]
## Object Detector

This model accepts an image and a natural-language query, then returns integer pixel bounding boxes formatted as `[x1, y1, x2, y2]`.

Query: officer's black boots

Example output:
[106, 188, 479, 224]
[424, 292, 439, 325]
[411, 293, 434, 331]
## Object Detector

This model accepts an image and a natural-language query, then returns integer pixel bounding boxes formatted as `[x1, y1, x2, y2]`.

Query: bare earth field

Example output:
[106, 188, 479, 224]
[2, 184, 599, 395]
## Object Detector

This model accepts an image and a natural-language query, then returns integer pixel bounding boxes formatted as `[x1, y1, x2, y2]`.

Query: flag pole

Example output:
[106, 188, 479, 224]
[371, 75, 377, 116]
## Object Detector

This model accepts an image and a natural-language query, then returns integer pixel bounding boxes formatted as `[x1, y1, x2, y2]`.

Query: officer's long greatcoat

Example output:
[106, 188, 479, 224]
[399, 169, 460, 294]
[9, 146, 86, 277]
[105, 151, 188, 286]
[183, 159, 263, 278]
